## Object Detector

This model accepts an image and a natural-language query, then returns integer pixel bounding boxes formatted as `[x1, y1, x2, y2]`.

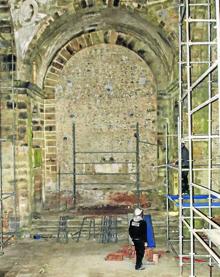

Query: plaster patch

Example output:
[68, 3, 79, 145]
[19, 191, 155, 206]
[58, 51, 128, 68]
[19, 0, 39, 26]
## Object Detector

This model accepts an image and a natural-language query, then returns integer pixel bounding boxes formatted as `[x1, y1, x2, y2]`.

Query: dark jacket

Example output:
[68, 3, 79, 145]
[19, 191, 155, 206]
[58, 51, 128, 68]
[181, 145, 189, 167]
[129, 219, 147, 242]
[175, 145, 189, 168]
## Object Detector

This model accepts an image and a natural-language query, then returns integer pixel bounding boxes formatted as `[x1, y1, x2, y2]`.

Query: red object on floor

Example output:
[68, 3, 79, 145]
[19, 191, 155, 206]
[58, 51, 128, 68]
[105, 252, 124, 261]
[145, 248, 154, 262]
[118, 245, 135, 258]
[175, 256, 206, 263]
[105, 245, 163, 262]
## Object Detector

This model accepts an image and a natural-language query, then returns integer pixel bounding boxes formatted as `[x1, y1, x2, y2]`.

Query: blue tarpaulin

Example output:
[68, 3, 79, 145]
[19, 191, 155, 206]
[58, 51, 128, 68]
[144, 214, 156, 248]
[166, 194, 220, 208]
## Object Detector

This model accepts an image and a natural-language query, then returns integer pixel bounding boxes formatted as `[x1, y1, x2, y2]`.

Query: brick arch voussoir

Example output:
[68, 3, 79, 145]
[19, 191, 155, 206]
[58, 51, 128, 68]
[43, 30, 154, 99]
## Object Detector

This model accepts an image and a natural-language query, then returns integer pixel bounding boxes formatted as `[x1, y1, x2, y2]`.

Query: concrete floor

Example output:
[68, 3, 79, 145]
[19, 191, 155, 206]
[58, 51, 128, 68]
[0, 239, 219, 277]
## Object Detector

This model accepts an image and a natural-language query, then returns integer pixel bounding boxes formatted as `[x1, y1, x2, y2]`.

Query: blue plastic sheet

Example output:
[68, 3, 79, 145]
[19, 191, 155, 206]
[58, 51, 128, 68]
[144, 214, 156, 248]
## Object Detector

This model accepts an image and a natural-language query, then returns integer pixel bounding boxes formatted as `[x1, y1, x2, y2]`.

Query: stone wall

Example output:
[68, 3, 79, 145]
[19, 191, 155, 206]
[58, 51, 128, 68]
[8, 1, 177, 214]
[0, 0, 218, 228]
[53, 44, 157, 210]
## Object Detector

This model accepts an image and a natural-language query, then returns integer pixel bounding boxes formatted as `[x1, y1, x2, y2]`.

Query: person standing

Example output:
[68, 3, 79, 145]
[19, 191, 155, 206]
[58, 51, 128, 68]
[175, 140, 189, 194]
[181, 140, 189, 193]
[129, 208, 147, 270]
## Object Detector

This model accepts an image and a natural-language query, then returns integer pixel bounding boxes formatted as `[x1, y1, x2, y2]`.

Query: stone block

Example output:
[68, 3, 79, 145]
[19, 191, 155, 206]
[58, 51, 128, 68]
[45, 106, 55, 113]
[68, 39, 79, 52]
[60, 48, 72, 61]
[45, 125, 56, 131]
[17, 102, 27, 109]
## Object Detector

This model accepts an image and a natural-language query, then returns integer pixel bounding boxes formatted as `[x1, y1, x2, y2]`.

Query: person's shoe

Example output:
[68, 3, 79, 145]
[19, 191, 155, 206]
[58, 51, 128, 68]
[135, 265, 145, 270]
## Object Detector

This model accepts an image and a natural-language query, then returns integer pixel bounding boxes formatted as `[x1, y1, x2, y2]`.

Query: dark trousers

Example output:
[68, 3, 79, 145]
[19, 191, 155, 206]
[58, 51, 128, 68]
[182, 170, 189, 193]
[133, 239, 145, 269]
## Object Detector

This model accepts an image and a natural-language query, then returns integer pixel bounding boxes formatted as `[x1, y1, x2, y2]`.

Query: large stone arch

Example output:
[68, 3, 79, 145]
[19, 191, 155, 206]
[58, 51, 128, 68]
[22, 7, 176, 208]
[41, 31, 174, 207]
[44, 30, 167, 97]
[24, 7, 175, 90]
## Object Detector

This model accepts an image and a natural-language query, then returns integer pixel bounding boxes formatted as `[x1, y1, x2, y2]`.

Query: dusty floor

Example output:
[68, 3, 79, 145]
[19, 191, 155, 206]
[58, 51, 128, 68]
[0, 239, 219, 277]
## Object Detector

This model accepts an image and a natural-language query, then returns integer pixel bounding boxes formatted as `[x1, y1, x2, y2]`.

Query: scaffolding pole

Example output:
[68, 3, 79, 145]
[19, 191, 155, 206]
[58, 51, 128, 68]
[165, 123, 169, 250]
[72, 123, 76, 208]
[135, 122, 140, 207]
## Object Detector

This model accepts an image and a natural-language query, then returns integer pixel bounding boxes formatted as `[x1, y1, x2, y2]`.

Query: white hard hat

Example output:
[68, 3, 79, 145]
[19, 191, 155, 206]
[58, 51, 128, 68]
[134, 208, 143, 216]
[181, 139, 185, 144]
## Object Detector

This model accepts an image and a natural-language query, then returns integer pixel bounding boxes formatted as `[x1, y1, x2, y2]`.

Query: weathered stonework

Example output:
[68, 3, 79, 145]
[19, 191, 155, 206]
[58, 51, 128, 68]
[50, 44, 157, 209]
[1, 0, 218, 236]
[0, 80, 44, 230]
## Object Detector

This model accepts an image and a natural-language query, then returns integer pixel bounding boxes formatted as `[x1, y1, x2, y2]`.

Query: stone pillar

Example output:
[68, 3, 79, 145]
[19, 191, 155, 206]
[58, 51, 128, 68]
[14, 82, 44, 227]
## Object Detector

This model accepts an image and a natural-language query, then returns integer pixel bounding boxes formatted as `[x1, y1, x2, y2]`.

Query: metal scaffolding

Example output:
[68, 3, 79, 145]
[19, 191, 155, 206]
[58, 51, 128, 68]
[166, 0, 220, 275]
[0, 2, 17, 255]
[57, 123, 142, 210]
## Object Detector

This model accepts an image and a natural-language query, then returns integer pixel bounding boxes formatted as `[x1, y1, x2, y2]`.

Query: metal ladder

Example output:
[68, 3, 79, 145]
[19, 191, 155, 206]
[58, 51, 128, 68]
[57, 216, 69, 243]
[72, 216, 96, 242]
[99, 215, 118, 243]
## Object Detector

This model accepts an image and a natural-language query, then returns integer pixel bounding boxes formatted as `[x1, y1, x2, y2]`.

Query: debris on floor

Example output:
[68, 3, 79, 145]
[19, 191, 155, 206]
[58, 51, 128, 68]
[105, 245, 165, 264]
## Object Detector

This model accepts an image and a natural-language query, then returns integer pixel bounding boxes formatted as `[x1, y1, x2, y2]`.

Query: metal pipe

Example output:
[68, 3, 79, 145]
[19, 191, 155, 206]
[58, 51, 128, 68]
[190, 95, 218, 115]
[216, 0, 220, 165]
[190, 61, 217, 90]
[2, 234, 14, 246]
[75, 162, 135, 164]
[188, 3, 209, 6]
[191, 183, 220, 199]
[72, 123, 76, 209]
[135, 122, 140, 207]
[76, 151, 136, 154]
[11, 43, 17, 240]
[165, 123, 169, 250]
[57, 172, 137, 176]
[192, 207, 220, 230]
[178, 2, 184, 271]
[188, 19, 216, 23]
[58, 165, 61, 210]
[1, 194, 16, 201]
[76, 182, 135, 185]
[185, 1, 195, 275]
[181, 41, 217, 46]
[190, 167, 220, 171]
[190, 135, 219, 140]
[178, 116, 183, 272]
[181, 61, 213, 65]
[182, 64, 218, 101]
[215, 0, 220, 266]
[138, 140, 157, 146]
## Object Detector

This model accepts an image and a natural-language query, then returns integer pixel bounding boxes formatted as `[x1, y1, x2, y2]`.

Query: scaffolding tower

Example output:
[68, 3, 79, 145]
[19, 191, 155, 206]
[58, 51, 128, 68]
[176, 0, 220, 275]
[165, 123, 220, 271]
[0, 2, 17, 255]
